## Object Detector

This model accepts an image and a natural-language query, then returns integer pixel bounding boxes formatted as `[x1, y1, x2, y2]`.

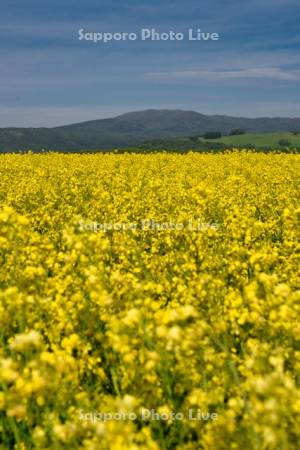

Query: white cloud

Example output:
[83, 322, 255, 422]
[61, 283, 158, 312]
[145, 67, 300, 82]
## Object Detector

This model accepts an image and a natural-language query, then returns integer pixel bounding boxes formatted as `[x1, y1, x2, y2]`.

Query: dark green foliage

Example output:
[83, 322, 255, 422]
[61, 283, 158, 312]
[203, 132, 222, 139]
[278, 139, 291, 147]
[230, 128, 246, 135]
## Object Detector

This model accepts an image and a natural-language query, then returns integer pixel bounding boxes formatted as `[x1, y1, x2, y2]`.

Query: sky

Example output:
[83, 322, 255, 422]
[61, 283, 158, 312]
[1, 0, 300, 127]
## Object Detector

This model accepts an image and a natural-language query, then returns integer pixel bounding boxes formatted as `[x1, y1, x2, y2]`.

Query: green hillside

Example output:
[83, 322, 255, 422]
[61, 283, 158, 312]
[210, 132, 300, 149]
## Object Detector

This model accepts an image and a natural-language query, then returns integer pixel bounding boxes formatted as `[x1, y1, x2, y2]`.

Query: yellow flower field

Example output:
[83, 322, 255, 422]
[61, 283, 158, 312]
[0, 152, 299, 449]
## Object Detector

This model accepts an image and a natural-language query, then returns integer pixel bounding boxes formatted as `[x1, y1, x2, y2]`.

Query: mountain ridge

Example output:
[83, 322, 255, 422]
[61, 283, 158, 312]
[1, 109, 300, 152]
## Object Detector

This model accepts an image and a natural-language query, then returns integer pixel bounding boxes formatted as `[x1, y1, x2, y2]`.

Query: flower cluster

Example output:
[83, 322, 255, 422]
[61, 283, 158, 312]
[0, 152, 299, 449]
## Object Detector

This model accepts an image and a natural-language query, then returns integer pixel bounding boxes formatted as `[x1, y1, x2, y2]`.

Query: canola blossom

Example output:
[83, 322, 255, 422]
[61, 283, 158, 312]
[0, 152, 299, 449]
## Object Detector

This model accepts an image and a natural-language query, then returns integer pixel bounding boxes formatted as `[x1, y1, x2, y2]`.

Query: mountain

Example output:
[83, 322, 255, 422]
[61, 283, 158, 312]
[1, 109, 300, 152]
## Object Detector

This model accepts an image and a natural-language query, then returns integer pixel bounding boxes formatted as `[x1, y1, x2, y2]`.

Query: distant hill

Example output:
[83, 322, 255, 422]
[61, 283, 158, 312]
[1, 109, 300, 152]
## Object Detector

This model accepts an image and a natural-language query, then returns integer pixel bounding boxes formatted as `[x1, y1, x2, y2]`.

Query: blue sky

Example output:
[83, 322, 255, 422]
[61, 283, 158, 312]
[1, 0, 300, 126]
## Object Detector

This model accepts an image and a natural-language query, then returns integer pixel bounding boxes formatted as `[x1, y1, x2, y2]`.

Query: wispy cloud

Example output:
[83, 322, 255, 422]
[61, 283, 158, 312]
[145, 67, 300, 82]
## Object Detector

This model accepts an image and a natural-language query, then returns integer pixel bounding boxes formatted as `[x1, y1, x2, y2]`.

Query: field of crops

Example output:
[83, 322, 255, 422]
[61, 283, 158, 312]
[0, 152, 299, 449]
[209, 132, 300, 150]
